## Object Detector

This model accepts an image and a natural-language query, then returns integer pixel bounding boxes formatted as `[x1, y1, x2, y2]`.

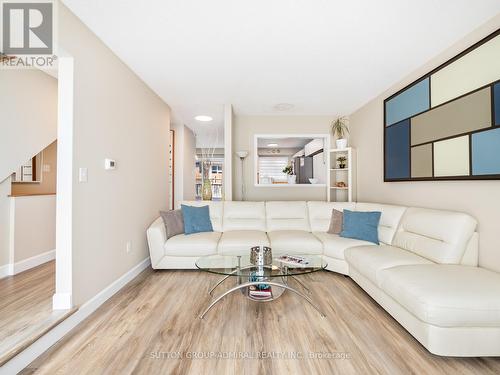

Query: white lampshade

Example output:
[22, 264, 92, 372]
[236, 151, 248, 159]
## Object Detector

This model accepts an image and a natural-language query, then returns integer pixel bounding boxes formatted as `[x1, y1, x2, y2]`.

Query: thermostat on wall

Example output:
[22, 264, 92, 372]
[105, 159, 116, 170]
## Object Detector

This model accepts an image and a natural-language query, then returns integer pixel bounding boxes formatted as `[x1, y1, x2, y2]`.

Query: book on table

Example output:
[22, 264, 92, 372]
[277, 255, 310, 267]
[249, 285, 272, 299]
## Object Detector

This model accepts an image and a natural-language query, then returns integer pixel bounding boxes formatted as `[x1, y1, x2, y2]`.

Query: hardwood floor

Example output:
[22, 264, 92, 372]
[0, 261, 75, 366]
[23, 269, 500, 374]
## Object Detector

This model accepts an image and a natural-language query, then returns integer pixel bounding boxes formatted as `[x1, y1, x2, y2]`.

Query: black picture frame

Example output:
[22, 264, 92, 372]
[383, 28, 500, 182]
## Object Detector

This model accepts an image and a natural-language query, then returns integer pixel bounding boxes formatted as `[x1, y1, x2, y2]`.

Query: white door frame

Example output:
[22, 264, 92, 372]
[52, 51, 74, 310]
[223, 104, 233, 200]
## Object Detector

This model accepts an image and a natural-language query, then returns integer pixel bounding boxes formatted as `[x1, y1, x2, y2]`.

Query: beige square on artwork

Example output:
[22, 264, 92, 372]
[433, 136, 470, 177]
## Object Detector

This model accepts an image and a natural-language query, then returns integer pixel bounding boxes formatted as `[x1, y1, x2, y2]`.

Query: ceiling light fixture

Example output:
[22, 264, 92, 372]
[194, 115, 213, 122]
[273, 103, 294, 112]
[267, 143, 278, 147]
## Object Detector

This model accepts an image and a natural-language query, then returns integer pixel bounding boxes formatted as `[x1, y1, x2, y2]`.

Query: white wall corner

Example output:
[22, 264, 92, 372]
[0, 264, 10, 279]
[55, 55, 74, 313]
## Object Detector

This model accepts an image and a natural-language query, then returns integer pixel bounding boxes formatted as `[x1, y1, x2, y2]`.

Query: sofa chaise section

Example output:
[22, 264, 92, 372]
[345, 207, 498, 356]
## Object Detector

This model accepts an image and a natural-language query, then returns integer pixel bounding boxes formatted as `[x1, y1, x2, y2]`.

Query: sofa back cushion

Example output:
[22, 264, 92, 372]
[266, 201, 310, 232]
[223, 201, 266, 231]
[356, 203, 407, 245]
[179, 201, 223, 232]
[307, 201, 356, 232]
[392, 207, 477, 264]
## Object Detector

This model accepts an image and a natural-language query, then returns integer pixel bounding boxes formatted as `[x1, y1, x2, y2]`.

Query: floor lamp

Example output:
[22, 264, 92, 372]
[236, 151, 248, 201]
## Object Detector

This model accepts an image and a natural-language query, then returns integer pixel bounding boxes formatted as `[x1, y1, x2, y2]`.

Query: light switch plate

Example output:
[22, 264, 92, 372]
[79, 168, 88, 183]
[105, 159, 116, 170]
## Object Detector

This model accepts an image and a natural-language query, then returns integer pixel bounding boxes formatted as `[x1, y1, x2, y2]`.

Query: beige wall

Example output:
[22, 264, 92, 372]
[59, 4, 170, 305]
[183, 126, 196, 201]
[349, 16, 500, 273]
[11, 141, 57, 196]
[0, 178, 12, 267]
[12, 195, 56, 262]
[232, 115, 334, 201]
[0, 70, 57, 182]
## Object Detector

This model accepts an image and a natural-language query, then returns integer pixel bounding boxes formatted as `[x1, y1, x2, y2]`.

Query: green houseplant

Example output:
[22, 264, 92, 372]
[337, 156, 347, 169]
[282, 164, 296, 184]
[331, 116, 349, 149]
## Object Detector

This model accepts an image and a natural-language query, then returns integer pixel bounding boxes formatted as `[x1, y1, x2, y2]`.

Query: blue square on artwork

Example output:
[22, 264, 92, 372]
[385, 119, 410, 179]
[385, 78, 430, 126]
[472, 128, 500, 176]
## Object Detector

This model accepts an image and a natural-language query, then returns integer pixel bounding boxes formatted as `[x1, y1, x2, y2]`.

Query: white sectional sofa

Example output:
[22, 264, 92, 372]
[147, 200, 500, 357]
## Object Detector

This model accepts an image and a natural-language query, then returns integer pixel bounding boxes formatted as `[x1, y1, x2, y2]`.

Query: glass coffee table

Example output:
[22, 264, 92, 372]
[196, 254, 327, 319]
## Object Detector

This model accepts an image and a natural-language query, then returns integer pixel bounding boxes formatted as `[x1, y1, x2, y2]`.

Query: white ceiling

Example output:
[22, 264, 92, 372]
[62, 0, 500, 133]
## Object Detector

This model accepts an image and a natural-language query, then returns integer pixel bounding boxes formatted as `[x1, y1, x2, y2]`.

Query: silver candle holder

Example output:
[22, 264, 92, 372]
[250, 246, 273, 266]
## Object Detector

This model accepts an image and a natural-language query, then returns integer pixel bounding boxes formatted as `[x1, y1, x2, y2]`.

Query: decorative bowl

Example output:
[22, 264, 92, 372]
[309, 178, 318, 184]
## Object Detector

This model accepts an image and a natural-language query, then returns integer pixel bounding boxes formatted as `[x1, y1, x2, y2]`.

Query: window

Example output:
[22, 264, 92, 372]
[258, 156, 288, 183]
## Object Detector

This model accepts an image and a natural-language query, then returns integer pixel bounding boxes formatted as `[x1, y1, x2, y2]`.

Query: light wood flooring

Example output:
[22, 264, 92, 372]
[0, 261, 75, 366]
[22, 268, 500, 374]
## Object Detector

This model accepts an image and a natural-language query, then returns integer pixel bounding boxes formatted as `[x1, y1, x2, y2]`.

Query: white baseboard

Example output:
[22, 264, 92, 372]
[13, 250, 56, 275]
[0, 264, 10, 279]
[0, 250, 55, 280]
[1, 257, 151, 374]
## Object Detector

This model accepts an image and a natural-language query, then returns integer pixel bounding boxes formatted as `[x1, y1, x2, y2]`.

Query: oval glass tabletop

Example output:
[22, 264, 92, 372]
[195, 254, 327, 277]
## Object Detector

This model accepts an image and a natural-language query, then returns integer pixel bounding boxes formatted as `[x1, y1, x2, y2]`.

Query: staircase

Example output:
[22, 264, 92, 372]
[0, 69, 58, 183]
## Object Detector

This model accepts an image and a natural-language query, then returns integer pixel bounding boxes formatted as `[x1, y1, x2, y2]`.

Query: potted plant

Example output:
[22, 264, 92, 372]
[282, 164, 296, 184]
[331, 116, 349, 149]
[337, 156, 347, 169]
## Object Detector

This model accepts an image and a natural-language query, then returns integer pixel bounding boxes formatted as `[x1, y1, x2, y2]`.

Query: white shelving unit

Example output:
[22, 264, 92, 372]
[328, 147, 356, 202]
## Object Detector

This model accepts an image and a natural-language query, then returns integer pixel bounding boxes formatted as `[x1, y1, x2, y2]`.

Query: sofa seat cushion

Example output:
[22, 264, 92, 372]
[345, 245, 432, 286]
[218, 230, 270, 255]
[164, 232, 221, 256]
[267, 230, 322, 255]
[313, 232, 375, 260]
[380, 264, 500, 327]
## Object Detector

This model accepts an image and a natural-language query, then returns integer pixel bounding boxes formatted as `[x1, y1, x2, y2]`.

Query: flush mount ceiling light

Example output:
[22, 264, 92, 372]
[273, 103, 294, 112]
[267, 143, 278, 147]
[194, 115, 213, 122]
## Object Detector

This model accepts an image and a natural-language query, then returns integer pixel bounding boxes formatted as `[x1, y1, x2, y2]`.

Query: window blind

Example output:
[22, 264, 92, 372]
[258, 156, 288, 182]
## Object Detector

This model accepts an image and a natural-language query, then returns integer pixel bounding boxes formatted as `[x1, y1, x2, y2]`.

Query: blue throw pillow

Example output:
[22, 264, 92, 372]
[340, 209, 381, 244]
[181, 204, 214, 235]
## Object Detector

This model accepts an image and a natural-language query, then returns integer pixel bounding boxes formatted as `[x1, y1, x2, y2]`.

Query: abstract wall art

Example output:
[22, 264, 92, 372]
[384, 29, 500, 181]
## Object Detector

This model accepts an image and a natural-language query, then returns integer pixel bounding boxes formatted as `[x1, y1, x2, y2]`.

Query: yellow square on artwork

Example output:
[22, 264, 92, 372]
[433, 136, 470, 177]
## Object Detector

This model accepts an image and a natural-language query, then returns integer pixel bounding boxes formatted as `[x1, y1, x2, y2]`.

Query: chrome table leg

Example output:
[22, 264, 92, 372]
[209, 271, 237, 295]
[200, 281, 326, 319]
[289, 274, 312, 294]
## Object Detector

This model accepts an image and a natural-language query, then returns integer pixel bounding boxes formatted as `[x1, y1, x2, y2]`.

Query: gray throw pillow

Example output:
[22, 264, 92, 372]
[327, 209, 343, 235]
[160, 210, 185, 239]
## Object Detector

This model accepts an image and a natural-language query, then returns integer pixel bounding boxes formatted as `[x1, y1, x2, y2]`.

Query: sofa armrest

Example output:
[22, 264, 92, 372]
[147, 217, 166, 268]
[460, 232, 479, 266]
